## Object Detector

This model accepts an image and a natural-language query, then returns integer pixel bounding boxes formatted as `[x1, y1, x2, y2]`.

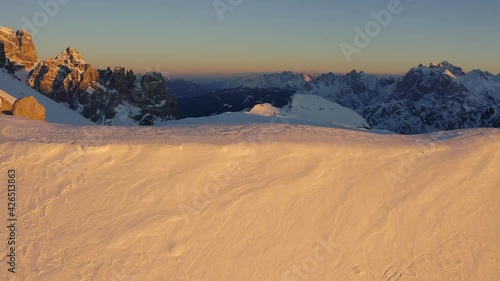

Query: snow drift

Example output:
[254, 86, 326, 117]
[0, 115, 498, 280]
[280, 94, 369, 128]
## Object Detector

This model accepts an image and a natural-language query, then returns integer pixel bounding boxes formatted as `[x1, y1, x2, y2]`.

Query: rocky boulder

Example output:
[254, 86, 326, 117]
[11, 95, 46, 121]
[0, 27, 38, 69]
[0, 93, 14, 113]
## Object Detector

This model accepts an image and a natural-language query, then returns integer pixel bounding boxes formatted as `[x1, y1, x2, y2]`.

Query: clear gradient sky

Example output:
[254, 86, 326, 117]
[1, 0, 499, 77]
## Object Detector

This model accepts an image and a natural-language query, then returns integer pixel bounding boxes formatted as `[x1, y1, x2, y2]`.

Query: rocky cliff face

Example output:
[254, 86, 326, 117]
[136, 72, 181, 125]
[299, 70, 386, 110]
[0, 27, 38, 69]
[27, 48, 180, 125]
[0, 42, 6, 68]
[28, 47, 98, 102]
[361, 63, 500, 134]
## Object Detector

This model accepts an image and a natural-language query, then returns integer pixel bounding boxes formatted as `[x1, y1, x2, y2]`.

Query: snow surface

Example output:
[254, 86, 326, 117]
[279, 94, 369, 128]
[443, 69, 457, 79]
[247, 94, 370, 129]
[248, 103, 280, 116]
[0, 115, 499, 280]
[0, 69, 94, 125]
[157, 94, 371, 131]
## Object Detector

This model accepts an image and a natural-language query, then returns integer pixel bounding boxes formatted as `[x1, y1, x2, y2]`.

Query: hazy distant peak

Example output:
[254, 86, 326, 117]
[428, 61, 465, 76]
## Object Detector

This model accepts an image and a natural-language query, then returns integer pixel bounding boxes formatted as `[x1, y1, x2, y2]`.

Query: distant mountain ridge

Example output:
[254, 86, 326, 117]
[296, 62, 500, 134]
[219, 71, 314, 90]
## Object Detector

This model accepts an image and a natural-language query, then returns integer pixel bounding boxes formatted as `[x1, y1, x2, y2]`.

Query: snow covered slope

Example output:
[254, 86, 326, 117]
[0, 115, 498, 280]
[163, 94, 370, 130]
[0, 69, 94, 125]
[282, 94, 369, 128]
[248, 94, 369, 129]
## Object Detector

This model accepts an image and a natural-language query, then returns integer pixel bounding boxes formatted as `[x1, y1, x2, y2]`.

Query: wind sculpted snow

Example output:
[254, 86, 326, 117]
[0, 116, 499, 280]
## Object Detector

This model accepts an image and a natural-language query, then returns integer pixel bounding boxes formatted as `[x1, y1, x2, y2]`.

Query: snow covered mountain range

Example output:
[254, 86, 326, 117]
[219, 71, 314, 90]
[1, 26, 499, 133]
[297, 62, 500, 134]
[179, 64, 500, 134]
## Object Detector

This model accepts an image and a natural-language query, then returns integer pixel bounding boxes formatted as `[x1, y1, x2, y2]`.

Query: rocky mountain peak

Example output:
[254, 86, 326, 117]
[429, 61, 465, 76]
[142, 72, 166, 94]
[0, 26, 38, 69]
[315, 72, 337, 84]
[15, 29, 30, 39]
[55, 47, 87, 66]
[27, 46, 98, 98]
[0, 26, 14, 34]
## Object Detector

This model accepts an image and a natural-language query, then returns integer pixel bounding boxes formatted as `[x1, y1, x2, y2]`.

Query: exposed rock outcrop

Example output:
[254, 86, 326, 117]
[0, 27, 38, 69]
[27, 47, 99, 102]
[27, 47, 180, 125]
[136, 72, 181, 125]
[11, 95, 46, 121]
[0, 42, 5, 68]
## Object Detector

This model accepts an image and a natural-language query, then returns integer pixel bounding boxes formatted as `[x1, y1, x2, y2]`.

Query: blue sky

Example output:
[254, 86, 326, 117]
[1, 0, 499, 76]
